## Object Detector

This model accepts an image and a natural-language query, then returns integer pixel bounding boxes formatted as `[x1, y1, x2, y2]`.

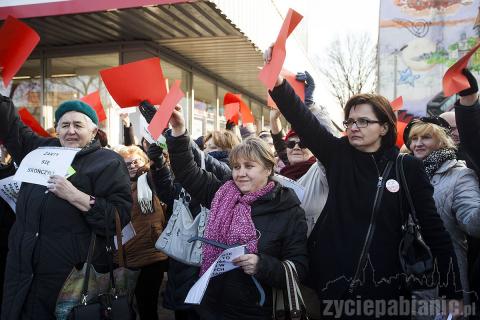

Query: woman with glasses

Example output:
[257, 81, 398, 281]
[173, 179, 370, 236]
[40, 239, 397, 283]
[264, 48, 462, 318]
[116, 145, 169, 320]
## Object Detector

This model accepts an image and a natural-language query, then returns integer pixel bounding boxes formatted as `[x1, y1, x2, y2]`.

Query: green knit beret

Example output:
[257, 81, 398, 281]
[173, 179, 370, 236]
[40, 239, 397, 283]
[55, 100, 99, 125]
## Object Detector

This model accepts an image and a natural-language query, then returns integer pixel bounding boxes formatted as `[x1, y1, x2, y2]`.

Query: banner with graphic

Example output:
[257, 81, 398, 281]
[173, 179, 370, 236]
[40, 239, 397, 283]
[378, 0, 480, 117]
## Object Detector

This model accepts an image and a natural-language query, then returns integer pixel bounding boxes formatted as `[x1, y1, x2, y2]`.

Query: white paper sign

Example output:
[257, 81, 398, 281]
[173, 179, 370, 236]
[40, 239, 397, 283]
[0, 176, 21, 212]
[272, 174, 305, 202]
[13, 147, 79, 186]
[114, 222, 136, 249]
[185, 245, 246, 305]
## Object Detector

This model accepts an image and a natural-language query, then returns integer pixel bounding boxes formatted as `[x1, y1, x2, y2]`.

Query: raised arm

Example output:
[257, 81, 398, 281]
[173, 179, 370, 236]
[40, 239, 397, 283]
[451, 168, 480, 237]
[269, 80, 341, 168]
[269, 109, 289, 165]
[0, 95, 55, 164]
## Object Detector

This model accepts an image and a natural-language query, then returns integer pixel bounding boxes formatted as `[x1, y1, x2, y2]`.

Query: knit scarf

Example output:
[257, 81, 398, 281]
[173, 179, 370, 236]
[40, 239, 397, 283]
[137, 172, 154, 215]
[280, 156, 316, 181]
[423, 148, 457, 178]
[200, 180, 275, 275]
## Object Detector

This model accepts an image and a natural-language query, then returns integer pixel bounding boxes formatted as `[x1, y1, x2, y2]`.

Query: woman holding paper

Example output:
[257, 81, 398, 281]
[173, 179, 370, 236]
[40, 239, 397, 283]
[264, 47, 463, 318]
[165, 105, 308, 320]
[0, 96, 132, 320]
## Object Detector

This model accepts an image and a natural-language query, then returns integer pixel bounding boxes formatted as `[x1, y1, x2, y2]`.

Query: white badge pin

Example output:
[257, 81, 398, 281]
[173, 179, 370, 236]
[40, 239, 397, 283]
[386, 179, 400, 193]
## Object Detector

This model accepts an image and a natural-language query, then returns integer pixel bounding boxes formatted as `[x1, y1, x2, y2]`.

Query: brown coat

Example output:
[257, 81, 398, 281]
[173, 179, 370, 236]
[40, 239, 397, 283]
[122, 179, 168, 268]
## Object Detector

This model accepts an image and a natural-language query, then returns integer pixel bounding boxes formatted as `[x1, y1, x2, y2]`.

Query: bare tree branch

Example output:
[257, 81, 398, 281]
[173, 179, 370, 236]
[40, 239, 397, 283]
[317, 33, 377, 109]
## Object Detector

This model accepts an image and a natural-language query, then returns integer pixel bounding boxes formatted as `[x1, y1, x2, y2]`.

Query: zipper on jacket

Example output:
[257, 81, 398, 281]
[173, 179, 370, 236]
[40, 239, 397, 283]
[349, 160, 393, 293]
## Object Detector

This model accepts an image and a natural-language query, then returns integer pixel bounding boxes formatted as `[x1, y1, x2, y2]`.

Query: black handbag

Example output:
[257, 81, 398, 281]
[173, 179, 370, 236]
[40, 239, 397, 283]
[396, 154, 434, 277]
[68, 210, 137, 320]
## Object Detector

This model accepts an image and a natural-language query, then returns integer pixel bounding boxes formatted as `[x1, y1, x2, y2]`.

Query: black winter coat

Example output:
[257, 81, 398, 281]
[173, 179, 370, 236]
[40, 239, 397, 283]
[166, 133, 308, 320]
[0, 162, 16, 317]
[151, 131, 232, 311]
[0, 96, 132, 320]
[270, 80, 462, 316]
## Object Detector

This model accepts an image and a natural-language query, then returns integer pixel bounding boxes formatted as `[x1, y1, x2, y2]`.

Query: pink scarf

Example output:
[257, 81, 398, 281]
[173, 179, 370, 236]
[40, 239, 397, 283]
[200, 180, 276, 275]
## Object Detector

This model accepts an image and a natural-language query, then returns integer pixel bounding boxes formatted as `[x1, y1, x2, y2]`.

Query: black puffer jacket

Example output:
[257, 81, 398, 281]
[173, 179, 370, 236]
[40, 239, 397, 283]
[270, 81, 462, 317]
[166, 133, 308, 320]
[0, 95, 132, 320]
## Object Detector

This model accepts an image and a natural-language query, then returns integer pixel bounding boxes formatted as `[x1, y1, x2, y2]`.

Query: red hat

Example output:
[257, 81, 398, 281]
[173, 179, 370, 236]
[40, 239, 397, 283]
[284, 129, 298, 141]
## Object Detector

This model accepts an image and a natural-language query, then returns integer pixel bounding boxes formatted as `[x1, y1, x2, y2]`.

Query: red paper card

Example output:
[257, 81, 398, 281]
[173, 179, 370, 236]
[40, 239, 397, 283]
[396, 121, 407, 148]
[442, 42, 480, 97]
[100, 57, 167, 108]
[267, 70, 305, 109]
[0, 16, 40, 87]
[390, 96, 403, 112]
[258, 8, 303, 90]
[223, 93, 255, 124]
[148, 80, 184, 140]
[81, 91, 107, 122]
[18, 107, 50, 137]
[224, 103, 240, 122]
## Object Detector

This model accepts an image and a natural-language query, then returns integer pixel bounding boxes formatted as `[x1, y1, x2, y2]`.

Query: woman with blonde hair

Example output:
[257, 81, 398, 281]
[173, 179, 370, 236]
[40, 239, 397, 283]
[116, 145, 169, 320]
[165, 106, 308, 319]
[203, 129, 240, 163]
[405, 116, 480, 304]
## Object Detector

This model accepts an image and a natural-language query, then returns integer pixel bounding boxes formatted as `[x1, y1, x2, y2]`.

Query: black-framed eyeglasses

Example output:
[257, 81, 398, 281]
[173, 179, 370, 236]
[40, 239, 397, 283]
[343, 118, 382, 129]
[286, 140, 306, 149]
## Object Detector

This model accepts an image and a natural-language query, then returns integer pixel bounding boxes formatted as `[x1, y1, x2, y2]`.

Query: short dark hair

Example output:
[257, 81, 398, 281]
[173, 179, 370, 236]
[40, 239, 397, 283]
[344, 94, 397, 149]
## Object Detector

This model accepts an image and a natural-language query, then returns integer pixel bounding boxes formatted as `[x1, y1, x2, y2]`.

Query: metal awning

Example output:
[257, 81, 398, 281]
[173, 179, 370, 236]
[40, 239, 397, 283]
[20, 0, 267, 103]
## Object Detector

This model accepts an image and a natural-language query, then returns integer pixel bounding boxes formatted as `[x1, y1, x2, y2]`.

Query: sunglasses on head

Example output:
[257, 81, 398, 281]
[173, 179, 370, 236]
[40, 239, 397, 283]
[286, 140, 306, 149]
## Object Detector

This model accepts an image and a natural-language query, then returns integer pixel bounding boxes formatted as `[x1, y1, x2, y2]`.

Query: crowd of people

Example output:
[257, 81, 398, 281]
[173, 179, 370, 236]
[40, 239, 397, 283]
[0, 51, 480, 320]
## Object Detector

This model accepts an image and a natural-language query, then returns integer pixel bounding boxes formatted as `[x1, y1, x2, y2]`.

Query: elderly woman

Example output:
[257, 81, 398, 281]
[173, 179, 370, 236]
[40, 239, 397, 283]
[166, 105, 308, 320]
[265, 48, 462, 317]
[405, 117, 480, 303]
[0, 96, 132, 320]
[116, 145, 168, 320]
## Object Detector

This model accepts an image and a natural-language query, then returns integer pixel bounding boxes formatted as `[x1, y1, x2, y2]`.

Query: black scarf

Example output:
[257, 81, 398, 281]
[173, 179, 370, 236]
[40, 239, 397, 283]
[423, 148, 456, 178]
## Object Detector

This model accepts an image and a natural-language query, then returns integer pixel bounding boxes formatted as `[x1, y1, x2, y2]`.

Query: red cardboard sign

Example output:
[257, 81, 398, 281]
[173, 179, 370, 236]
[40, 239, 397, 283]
[81, 91, 107, 122]
[391, 96, 403, 112]
[258, 8, 303, 90]
[224, 103, 240, 123]
[100, 57, 167, 108]
[18, 107, 50, 137]
[442, 42, 480, 97]
[147, 80, 184, 140]
[267, 70, 305, 108]
[0, 16, 40, 87]
[223, 93, 255, 124]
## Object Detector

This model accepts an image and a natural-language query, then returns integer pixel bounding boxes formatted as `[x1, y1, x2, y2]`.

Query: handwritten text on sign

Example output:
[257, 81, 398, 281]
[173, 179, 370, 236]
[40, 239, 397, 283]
[185, 245, 246, 304]
[13, 147, 79, 186]
[0, 175, 21, 212]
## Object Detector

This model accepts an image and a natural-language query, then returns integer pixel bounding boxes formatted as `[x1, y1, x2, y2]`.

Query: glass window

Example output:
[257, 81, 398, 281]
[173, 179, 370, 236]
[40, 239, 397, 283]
[262, 105, 270, 130]
[193, 75, 216, 138]
[218, 86, 232, 129]
[251, 101, 263, 132]
[46, 53, 119, 113]
[1, 59, 42, 122]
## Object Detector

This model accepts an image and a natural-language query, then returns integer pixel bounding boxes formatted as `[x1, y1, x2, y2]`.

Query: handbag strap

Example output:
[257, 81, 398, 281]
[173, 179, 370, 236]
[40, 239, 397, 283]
[282, 260, 306, 320]
[114, 209, 126, 268]
[396, 154, 419, 226]
[349, 160, 394, 292]
[80, 232, 96, 305]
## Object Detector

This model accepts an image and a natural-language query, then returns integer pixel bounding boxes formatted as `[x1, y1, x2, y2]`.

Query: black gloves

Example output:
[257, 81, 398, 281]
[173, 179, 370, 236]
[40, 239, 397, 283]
[459, 68, 478, 97]
[147, 143, 164, 165]
[225, 120, 236, 131]
[296, 70, 315, 105]
[139, 100, 157, 124]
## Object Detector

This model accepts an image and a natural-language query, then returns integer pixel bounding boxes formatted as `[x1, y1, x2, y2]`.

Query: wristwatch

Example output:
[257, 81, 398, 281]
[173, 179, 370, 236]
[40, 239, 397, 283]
[89, 195, 96, 208]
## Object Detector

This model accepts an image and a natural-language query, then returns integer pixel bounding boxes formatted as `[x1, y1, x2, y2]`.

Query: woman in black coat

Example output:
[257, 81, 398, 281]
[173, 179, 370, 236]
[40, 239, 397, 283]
[265, 56, 462, 318]
[165, 106, 308, 320]
[0, 96, 132, 320]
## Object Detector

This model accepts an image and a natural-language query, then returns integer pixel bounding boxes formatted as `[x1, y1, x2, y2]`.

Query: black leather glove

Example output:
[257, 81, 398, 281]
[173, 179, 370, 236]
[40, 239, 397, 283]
[139, 100, 157, 124]
[226, 119, 236, 131]
[459, 68, 478, 97]
[147, 143, 163, 161]
[296, 70, 315, 105]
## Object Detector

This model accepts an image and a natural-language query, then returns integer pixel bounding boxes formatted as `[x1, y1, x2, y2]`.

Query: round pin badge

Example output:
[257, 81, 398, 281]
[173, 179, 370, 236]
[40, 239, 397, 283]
[386, 179, 400, 193]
